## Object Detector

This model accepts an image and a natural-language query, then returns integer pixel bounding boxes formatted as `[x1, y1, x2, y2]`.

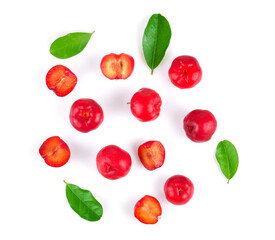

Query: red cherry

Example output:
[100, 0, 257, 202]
[69, 98, 104, 133]
[138, 140, 165, 171]
[130, 88, 162, 122]
[183, 109, 217, 142]
[46, 65, 77, 97]
[39, 136, 70, 167]
[134, 195, 162, 224]
[164, 175, 194, 205]
[168, 55, 202, 89]
[96, 145, 132, 180]
[100, 53, 134, 80]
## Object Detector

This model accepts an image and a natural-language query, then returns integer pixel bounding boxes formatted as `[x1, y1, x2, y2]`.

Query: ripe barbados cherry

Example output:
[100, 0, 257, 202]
[134, 195, 162, 224]
[138, 140, 165, 170]
[39, 136, 70, 167]
[69, 98, 104, 133]
[184, 109, 217, 142]
[46, 65, 77, 97]
[164, 175, 194, 205]
[130, 88, 162, 122]
[100, 53, 134, 80]
[96, 145, 132, 180]
[168, 55, 202, 89]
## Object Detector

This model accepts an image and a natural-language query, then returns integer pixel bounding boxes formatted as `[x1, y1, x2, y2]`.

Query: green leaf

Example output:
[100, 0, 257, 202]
[142, 14, 171, 74]
[64, 181, 103, 221]
[215, 140, 239, 183]
[50, 32, 94, 59]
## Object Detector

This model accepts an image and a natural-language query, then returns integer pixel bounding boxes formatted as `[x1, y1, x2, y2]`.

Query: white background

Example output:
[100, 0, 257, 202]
[1, 0, 275, 239]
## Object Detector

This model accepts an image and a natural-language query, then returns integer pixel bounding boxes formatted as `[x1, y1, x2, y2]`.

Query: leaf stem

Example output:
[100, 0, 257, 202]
[151, 68, 154, 75]
[227, 179, 230, 184]
[63, 180, 68, 185]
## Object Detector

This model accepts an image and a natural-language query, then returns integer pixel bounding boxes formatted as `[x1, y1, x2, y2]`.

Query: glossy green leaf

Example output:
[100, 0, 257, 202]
[50, 32, 94, 59]
[215, 140, 239, 183]
[64, 181, 103, 221]
[142, 13, 171, 74]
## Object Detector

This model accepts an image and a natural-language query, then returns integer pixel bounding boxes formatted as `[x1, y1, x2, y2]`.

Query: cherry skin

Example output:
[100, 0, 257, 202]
[183, 109, 217, 142]
[164, 175, 194, 205]
[168, 55, 202, 89]
[130, 88, 162, 122]
[96, 145, 132, 180]
[69, 98, 104, 133]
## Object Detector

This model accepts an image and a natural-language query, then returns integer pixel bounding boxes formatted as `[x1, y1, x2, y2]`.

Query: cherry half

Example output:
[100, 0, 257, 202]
[138, 140, 165, 170]
[134, 195, 162, 224]
[39, 136, 70, 167]
[100, 53, 134, 80]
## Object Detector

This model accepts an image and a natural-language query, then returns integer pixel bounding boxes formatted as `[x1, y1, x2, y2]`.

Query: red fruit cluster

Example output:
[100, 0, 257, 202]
[40, 50, 217, 224]
[134, 174, 194, 224]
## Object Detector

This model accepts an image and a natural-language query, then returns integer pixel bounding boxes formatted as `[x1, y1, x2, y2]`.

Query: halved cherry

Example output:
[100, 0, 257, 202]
[100, 53, 134, 80]
[138, 141, 165, 170]
[39, 136, 70, 167]
[134, 195, 162, 224]
[46, 65, 77, 97]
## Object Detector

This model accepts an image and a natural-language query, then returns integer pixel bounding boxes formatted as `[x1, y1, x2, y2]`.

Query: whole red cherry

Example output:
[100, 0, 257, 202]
[168, 55, 202, 89]
[130, 88, 162, 122]
[183, 109, 217, 142]
[69, 98, 104, 133]
[96, 145, 132, 180]
[164, 175, 194, 205]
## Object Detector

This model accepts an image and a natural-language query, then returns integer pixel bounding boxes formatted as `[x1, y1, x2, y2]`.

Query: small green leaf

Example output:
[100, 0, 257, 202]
[64, 181, 103, 221]
[142, 13, 172, 74]
[50, 31, 94, 59]
[215, 140, 239, 183]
